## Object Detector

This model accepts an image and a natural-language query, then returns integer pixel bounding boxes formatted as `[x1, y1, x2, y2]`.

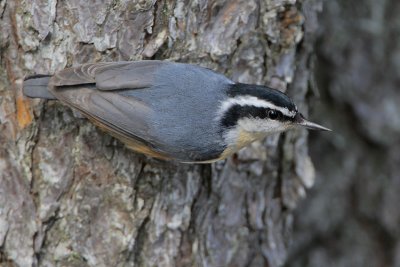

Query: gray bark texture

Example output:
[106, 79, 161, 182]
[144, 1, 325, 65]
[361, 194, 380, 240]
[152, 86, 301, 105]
[287, 0, 400, 267]
[0, 0, 322, 266]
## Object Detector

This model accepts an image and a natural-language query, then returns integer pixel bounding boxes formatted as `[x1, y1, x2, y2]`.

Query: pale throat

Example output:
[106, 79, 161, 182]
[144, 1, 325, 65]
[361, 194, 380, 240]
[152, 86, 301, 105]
[223, 119, 267, 149]
[223, 117, 291, 150]
[219, 128, 264, 159]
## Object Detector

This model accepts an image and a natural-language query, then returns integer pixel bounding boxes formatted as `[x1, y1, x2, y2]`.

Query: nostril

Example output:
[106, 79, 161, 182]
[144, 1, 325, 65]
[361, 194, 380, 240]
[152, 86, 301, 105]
[294, 113, 304, 123]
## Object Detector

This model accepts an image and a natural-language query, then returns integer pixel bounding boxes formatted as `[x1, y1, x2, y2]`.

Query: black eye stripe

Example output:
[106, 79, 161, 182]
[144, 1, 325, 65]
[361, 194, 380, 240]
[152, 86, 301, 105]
[220, 105, 293, 129]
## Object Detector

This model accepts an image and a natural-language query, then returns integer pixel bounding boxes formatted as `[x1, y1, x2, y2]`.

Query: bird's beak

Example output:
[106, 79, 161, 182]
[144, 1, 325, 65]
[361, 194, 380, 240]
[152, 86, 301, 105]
[294, 113, 332, 131]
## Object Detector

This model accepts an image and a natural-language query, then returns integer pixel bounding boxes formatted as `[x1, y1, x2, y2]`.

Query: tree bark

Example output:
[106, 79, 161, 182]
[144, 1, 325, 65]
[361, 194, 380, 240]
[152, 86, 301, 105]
[0, 0, 321, 266]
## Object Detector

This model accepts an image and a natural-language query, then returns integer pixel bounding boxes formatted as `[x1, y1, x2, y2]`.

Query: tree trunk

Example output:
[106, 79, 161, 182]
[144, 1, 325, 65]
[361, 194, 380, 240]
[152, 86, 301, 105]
[0, 0, 321, 266]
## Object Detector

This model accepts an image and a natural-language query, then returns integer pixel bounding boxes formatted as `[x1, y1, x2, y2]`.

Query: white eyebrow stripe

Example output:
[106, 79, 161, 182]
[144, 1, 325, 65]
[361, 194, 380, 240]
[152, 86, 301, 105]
[218, 96, 297, 118]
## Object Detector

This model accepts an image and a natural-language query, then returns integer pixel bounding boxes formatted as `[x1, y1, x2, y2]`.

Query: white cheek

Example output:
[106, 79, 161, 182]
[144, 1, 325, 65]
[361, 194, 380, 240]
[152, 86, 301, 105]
[223, 128, 240, 145]
[223, 118, 291, 146]
[238, 118, 288, 133]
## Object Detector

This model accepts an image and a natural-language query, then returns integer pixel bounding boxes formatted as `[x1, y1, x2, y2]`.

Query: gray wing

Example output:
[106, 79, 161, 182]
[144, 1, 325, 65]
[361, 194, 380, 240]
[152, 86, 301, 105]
[49, 61, 177, 158]
[50, 60, 171, 90]
[52, 85, 176, 160]
[53, 86, 152, 138]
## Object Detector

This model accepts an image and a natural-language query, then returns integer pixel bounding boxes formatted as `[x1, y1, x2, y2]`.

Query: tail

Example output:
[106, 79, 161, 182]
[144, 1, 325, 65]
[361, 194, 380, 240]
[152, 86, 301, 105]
[23, 75, 56, 99]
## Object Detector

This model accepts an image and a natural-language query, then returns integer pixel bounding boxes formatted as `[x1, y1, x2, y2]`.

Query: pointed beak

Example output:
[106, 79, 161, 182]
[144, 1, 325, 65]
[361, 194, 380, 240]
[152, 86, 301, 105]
[294, 113, 332, 131]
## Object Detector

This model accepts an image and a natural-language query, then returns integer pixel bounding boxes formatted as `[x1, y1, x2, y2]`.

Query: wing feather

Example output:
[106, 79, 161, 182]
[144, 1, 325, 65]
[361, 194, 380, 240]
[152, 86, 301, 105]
[50, 61, 171, 90]
[51, 86, 166, 154]
[95, 60, 170, 90]
[50, 62, 128, 86]
[47, 60, 182, 159]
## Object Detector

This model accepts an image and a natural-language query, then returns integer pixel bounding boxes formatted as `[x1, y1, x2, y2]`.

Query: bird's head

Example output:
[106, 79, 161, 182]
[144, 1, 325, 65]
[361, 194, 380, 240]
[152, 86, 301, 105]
[219, 83, 330, 147]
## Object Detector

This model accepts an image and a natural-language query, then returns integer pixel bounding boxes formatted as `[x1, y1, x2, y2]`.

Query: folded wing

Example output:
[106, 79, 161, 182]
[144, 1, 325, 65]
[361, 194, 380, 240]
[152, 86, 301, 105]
[50, 60, 171, 90]
[49, 61, 176, 159]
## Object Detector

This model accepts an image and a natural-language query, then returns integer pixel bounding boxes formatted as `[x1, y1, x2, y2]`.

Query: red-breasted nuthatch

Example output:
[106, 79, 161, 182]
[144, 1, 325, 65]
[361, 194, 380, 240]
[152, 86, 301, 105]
[23, 61, 330, 163]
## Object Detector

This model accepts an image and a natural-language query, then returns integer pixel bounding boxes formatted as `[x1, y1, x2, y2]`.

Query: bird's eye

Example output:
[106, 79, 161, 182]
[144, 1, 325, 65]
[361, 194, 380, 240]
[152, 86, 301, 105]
[267, 110, 282, 120]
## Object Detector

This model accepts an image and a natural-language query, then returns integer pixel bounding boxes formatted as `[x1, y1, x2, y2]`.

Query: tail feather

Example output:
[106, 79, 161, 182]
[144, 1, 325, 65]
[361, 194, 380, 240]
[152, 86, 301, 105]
[23, 75, 56, 99]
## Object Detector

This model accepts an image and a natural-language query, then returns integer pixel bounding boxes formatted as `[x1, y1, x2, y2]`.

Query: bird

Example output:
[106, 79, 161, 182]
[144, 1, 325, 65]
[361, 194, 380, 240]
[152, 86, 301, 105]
[23, 60, 330, 163]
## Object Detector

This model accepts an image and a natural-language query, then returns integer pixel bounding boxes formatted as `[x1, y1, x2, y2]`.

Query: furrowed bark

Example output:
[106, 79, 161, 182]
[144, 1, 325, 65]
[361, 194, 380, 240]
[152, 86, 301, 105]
[0, 0, 321, 266]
